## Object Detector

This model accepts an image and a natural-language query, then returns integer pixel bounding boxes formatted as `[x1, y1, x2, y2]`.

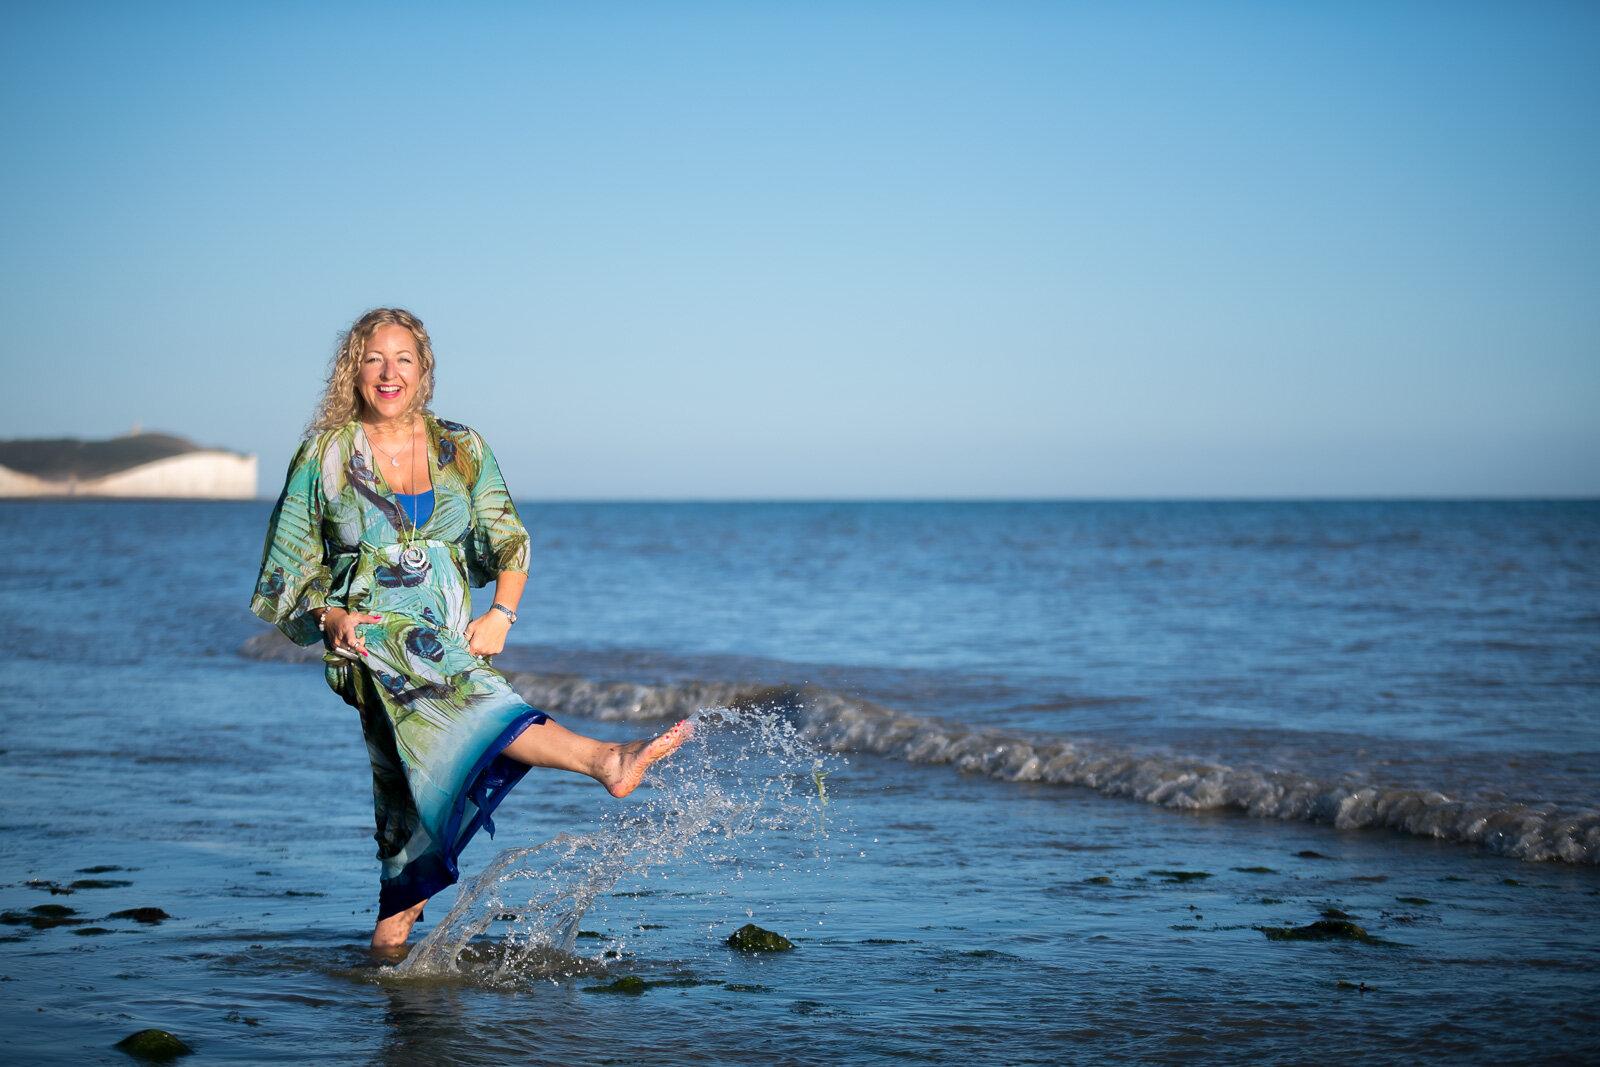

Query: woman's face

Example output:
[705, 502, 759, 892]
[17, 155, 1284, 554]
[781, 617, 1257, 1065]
[357, 324, 422, 423]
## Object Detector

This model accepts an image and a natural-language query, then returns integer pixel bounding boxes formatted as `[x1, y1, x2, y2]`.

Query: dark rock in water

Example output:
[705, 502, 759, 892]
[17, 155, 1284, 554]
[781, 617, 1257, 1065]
[73, 926, 115, 936]
[581, 974, 714, 995]
[1260, 920, 1372, 942]
[77, 865, 127, 874]
[1297, 850, 1329, 859]
[0, 904, 86, 929]
[1233, 866, 1277, 874]
[109, 908, 172, 924]
[727, 923, 794, 952]
[1084, 876, 1113, 884]
[71, 879, 134, 890]
[114, 1029, 194, 1059]
[584, 975, 647, 995]
[1321, 908, 1353, 920]
[1150, 870, 1212, 883]
[1395, 896, 1432, 906]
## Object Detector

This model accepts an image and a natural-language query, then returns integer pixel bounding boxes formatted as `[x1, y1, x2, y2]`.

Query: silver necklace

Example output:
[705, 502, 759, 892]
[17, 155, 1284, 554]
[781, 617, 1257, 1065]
[401, 424, 427, 569]
[366, 421, 428, 569]
[364, 426, 413, 468]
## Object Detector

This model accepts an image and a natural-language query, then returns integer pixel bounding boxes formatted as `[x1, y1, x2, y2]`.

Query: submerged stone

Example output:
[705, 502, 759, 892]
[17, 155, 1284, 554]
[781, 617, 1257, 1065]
[109, 908, 172, 924]
[0, 904, 85, 929]
[1150, 870, 1212, 883]
[1260, 920, 1372, 942]
[1084, 876, 1113, 884]
[114, 1028, 194, 1059]
[583, 975, 646, 995]
[70, 879, 133, 890]
[726, 923, 794, 952]
[1395, 896, 1432, 906]
[1233, 866, 1277, 874]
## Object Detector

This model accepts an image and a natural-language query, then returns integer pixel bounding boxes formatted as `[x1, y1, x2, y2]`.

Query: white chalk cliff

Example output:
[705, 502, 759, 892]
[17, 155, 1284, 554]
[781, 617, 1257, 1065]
[0, 433, 257, 499]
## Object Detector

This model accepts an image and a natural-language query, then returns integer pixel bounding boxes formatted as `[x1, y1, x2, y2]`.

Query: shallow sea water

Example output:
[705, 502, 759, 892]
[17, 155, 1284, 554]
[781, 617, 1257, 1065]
[1, 500, 1597, 1064]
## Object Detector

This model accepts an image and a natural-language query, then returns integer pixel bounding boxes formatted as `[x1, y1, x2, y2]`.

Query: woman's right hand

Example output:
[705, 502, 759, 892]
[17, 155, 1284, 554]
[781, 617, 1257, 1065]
[321, 607, 384, 658]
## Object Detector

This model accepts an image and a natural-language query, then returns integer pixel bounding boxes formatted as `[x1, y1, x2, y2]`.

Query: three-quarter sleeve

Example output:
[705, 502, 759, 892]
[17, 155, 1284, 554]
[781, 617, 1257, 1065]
[250, 437, 333, 645]
[465, 430, 530, 587]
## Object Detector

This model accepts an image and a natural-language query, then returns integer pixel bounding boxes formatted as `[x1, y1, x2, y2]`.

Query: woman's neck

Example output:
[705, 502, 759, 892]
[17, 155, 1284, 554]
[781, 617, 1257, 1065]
[362, 412, 420, 442]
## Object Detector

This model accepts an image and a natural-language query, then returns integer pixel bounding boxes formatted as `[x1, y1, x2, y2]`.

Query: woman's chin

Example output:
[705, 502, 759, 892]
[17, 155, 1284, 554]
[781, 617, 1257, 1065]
[361, 397, 412, 422]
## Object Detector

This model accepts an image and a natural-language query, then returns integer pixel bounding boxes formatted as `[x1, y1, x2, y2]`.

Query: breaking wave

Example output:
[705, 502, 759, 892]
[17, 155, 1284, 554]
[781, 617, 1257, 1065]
[240, 632, 1600, 864]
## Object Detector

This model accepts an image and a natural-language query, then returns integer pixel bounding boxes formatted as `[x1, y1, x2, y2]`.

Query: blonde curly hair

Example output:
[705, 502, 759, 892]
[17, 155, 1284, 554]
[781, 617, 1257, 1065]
[309, 308, 436, 433]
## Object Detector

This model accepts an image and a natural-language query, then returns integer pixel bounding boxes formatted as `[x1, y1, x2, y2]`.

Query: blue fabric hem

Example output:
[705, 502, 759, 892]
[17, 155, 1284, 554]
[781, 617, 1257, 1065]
[376, 704, 549, 920]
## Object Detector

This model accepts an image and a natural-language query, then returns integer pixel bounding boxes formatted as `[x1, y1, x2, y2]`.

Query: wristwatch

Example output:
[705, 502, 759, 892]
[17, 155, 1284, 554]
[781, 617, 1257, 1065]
[490, 603, 517, 624]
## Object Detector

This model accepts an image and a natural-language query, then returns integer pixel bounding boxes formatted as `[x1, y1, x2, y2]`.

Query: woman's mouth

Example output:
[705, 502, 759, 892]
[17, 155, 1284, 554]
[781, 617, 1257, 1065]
[376, 385, 403, 398]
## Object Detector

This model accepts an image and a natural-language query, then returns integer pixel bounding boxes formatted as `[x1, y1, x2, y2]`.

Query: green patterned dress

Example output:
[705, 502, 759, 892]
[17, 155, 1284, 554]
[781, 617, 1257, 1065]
[250, 416, 546, 918]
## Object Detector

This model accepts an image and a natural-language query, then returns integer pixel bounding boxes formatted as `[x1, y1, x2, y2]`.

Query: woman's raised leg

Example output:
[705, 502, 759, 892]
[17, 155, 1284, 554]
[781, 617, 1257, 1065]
[502, 717, 693, 798]
[369, 718, 690, 949]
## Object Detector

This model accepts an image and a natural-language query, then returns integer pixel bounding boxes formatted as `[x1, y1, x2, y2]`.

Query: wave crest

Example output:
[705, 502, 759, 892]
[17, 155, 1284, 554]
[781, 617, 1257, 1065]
[238, 632, 1598, 863]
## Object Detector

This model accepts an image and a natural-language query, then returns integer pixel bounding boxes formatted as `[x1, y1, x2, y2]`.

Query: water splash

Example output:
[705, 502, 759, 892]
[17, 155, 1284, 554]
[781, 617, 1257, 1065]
[394, 703, 843, 984]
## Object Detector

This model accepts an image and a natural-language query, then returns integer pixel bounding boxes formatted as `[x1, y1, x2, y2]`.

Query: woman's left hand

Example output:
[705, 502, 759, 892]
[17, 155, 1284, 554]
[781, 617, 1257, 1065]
[465, 610, 511, 657]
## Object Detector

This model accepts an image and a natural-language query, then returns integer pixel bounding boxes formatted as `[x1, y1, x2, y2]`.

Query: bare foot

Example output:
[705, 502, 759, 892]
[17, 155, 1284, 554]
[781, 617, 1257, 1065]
[371, 898, 426, 952]
[605, 720, 694, 798]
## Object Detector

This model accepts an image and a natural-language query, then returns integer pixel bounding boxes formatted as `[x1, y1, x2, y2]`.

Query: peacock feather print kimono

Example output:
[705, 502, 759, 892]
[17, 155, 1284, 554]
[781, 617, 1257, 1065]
[250, 415, 546, 918]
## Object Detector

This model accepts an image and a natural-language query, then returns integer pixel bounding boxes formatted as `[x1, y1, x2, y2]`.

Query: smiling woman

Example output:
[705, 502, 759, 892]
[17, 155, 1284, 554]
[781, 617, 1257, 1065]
[250, 307, 693, 952]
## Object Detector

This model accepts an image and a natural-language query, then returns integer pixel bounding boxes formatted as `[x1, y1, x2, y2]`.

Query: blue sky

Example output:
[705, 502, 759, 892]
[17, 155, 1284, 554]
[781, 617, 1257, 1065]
[2, 1, 1595, 498]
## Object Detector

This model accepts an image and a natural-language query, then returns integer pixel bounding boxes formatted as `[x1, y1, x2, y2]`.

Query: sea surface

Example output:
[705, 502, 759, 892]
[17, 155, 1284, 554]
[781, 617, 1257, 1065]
[1, 499, 1597, 1064]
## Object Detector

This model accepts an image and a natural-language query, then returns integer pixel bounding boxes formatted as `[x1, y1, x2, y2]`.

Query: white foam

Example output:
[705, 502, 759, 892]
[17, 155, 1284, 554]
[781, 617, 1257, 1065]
[504, 673, 1600, 865]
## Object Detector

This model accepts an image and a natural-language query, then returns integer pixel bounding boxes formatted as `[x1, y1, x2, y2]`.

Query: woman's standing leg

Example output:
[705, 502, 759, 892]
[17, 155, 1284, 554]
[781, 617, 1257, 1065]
[372, 899, 426, 952]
